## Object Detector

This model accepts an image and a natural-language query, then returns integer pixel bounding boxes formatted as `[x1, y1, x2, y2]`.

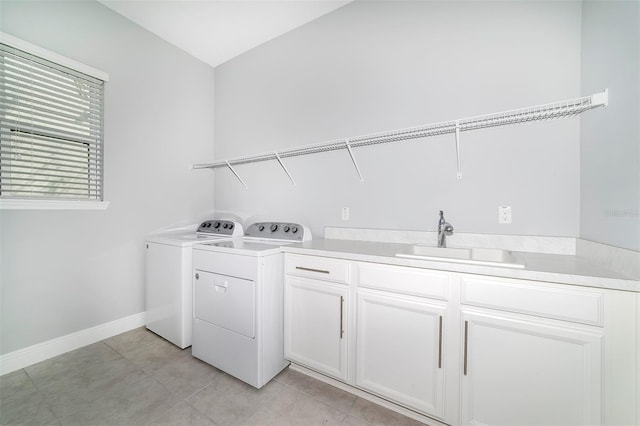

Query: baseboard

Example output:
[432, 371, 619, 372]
[0, 312, 145, 376]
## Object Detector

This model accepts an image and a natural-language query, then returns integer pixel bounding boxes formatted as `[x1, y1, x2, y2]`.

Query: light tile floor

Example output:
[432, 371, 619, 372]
[0, 328, 428, 426]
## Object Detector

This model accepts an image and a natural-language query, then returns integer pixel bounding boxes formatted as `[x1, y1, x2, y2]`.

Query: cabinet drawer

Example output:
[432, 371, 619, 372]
[285, 254, 350, 284]
[357, 263, 449, 301]
[460, 275, 604, 326]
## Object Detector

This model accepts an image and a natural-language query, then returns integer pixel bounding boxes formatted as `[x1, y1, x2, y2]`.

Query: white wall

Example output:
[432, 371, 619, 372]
[580, 0, 640, 251]
[213, 1, 583, 239]
[0, 1, 215, 354]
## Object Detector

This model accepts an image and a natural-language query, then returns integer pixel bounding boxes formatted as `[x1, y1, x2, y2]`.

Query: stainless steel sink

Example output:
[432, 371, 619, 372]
[396, 245, 525, 269]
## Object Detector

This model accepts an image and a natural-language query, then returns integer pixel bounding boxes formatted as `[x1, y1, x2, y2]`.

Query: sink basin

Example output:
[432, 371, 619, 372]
[407, 245, 513, 262]
[396, 245, 525, 269]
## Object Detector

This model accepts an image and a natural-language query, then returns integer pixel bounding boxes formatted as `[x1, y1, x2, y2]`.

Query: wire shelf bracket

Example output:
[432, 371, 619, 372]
[225, 160, 248, 190]
[454, 120, 462, 179]
[275, 152, 296, 186]
[193, 89, 609, 184]
[345, 139, 365, 183]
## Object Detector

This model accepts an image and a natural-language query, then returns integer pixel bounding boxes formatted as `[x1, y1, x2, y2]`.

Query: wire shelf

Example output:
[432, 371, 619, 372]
[193, 90, 608, 184]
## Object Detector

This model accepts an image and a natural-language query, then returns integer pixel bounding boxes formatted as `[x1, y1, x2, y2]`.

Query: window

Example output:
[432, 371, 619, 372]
[0, 33, 108, 208]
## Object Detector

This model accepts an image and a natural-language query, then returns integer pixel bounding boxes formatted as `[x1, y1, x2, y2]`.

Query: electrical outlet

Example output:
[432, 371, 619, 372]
[342, 207, 350, 221]
[499, 206, 512, 224]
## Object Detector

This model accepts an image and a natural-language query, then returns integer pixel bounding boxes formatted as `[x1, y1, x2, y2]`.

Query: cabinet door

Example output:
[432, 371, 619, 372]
[284, 277, 348, 381]
[356, 290, 446, 418]
[461, 311, 602, 426]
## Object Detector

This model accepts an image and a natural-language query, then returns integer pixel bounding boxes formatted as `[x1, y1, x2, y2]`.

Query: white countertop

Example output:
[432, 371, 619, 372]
[281, 239, 640, 293]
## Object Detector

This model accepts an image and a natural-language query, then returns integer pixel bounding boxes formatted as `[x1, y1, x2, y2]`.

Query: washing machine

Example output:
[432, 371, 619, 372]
[145, 219, 242, 348]
[191, 221, 311, 388]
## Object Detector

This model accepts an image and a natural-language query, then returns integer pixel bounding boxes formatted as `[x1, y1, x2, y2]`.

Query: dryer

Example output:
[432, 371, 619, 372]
[191, 222, 311, 388]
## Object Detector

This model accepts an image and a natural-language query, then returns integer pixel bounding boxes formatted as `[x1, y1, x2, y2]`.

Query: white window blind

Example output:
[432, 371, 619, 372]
[0, 41, 105, 201]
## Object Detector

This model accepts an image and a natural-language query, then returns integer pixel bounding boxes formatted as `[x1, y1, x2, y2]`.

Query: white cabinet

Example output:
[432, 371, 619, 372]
[356, 289, 447, 418]
[284, 255, 350, 381]
[458, 275, 606, 426]
[460, 310, 603, 426]
[283, 253, 638, 426]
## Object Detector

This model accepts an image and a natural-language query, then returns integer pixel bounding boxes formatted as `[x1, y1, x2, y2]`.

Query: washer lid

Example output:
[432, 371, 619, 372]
[195, 239, 295, 256]
[215, 240, 291, 250]
[147, 229, 232, 246]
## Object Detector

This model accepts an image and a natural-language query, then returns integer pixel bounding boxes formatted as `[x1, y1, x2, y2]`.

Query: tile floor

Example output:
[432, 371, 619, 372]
[0, 328, 428, 426]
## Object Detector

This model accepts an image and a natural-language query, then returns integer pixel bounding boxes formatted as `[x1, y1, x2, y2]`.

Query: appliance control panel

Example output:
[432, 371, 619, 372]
[197, 220, 243, 237]
[244, 222, 311, 241]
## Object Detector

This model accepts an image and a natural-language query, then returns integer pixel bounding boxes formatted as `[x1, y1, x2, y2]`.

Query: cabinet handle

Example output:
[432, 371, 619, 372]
[463, 320, 469, 376]
[438, 316, 443, 369]
[295, 266, 330, 274]
[339, 296, 344, 339]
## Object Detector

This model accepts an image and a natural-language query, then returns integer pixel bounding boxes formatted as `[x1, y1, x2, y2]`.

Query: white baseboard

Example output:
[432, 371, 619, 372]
[0, 312, 146, 376]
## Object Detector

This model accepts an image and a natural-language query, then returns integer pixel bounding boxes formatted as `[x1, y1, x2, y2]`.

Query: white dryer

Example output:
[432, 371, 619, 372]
[192, 222, 311, 388]
[145, 220, 242, 348]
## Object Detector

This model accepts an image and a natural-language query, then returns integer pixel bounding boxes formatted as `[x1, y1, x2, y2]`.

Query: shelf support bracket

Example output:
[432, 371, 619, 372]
[345, 139, 365, 183]
[591, 88, 609, 108]
[226, 160, 248, 189]
[455, 120, 462, 179]
[275, 152, 296, 186]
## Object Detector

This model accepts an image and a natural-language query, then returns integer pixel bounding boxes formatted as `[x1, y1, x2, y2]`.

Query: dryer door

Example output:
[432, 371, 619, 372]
[194, 270, 255, 338]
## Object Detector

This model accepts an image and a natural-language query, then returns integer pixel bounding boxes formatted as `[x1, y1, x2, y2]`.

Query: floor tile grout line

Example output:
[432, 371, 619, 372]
[21, 366, 65, 424]
[274, 377, 369, 424]
[180, 378, 227, 425]
[141, 394, 185, 426]
[100, 336, 189, 382]
[142, 367, 220, 426]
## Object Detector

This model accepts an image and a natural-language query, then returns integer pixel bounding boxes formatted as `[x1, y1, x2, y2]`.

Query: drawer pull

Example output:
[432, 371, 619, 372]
[214, 280, 228, 293]
[438, 316, 443, 369]
[295, 266, 330, 274]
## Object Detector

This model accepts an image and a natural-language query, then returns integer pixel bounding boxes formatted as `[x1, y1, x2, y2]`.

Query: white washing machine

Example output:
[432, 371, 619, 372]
[192, 221, 311, 388]
[145, 219, 243, 348]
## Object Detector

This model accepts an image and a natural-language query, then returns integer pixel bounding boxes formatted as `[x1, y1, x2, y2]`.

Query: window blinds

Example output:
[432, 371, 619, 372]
[0, 42, 105, 201]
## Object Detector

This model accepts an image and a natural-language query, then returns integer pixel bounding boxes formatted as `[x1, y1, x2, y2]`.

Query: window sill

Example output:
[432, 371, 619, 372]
[0, 199, 111, 210]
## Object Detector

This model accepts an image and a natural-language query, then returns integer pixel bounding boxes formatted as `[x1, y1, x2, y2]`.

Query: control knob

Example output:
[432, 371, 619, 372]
[270, 224, 278, 232]
[291, 226, 298, 234]
[213, 221, 220, 229]
[258, 225, 265, 232]
[283, 225, 290, 232]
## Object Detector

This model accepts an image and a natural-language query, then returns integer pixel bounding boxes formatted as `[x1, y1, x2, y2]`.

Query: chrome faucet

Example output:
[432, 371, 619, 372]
[437, 210, 454, 248]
